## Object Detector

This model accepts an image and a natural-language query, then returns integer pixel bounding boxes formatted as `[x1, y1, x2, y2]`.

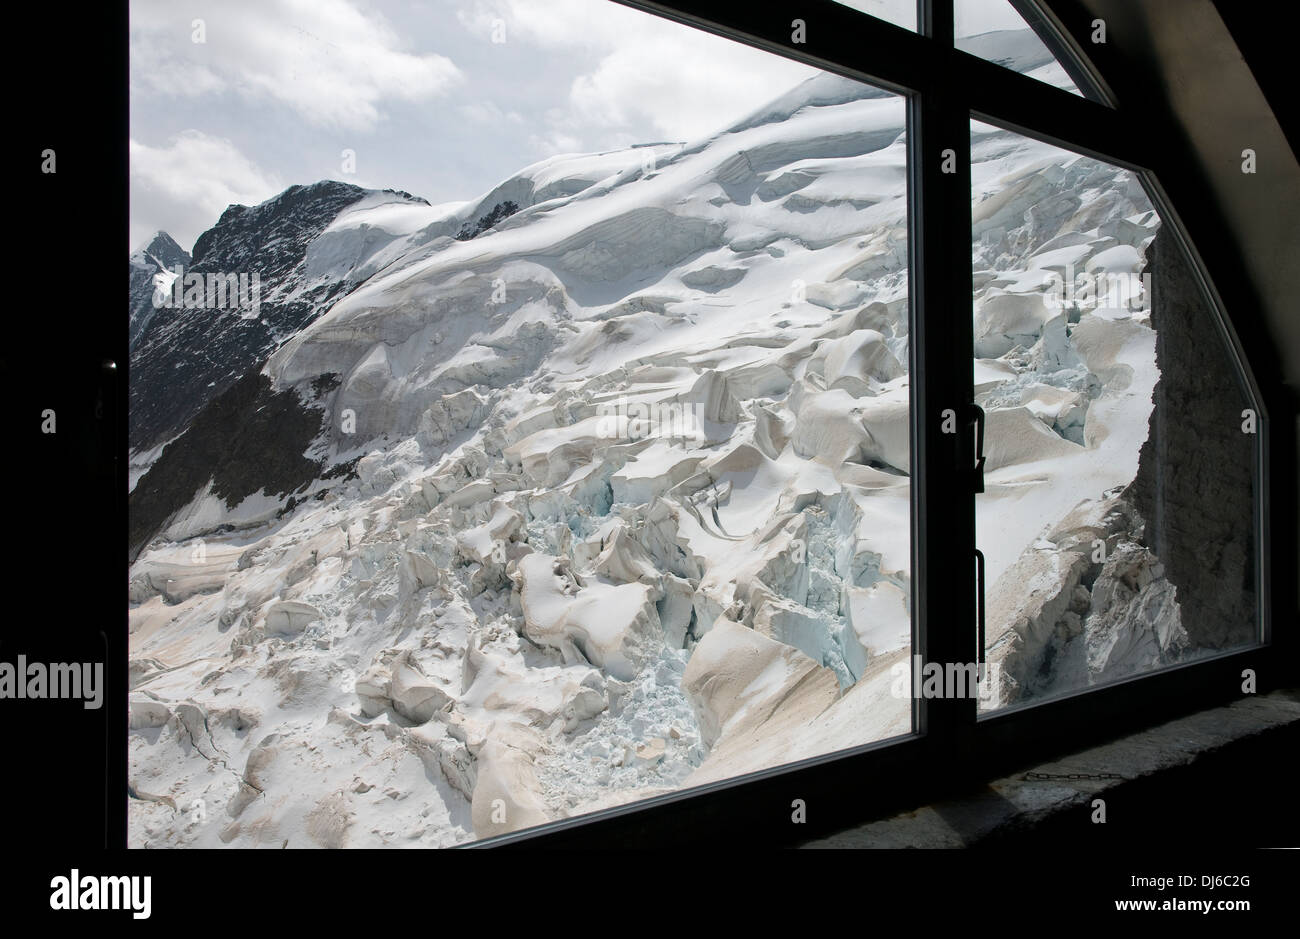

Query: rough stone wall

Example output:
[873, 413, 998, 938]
[1126, 226, 1257, 649]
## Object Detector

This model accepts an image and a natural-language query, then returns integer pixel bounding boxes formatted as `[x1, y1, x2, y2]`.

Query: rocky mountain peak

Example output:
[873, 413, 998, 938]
[128, 181, 429, 454]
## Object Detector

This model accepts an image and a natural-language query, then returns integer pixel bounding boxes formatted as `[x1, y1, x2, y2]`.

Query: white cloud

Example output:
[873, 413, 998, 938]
[461, 0, 820, 144]
[129, 131, 283, 250]
[130, 0, 464, 131]
[526, 128, 585, 158]
[569, 34, 817, 142]
[457, 100, 525, 127]
[458, 0, 643, 49]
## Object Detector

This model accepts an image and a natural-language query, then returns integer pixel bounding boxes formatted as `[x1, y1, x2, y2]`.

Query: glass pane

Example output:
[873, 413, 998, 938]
[127, 0, 913, 847]
[830, 0, 918, 32]
[971, 120, 1259, 712]
[956, 0, 1087, 98]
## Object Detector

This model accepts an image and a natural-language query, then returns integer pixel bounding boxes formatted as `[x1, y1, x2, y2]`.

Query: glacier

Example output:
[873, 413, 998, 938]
[127, 65, 1191, 847]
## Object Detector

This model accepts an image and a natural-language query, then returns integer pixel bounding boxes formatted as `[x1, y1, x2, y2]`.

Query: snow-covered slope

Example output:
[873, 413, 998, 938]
[957, 26, 1082, 95]
[127, 72, 1175, 846]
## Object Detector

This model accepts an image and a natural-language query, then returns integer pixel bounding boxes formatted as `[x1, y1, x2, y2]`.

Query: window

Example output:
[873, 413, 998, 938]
[970, 123, 1260, 710]
[126, 0, 1278, 848]
[129, 0, 921, 848]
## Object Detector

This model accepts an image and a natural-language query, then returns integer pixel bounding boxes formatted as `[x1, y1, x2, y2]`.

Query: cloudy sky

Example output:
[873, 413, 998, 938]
[129, 0, 826, 251]
[129, 0, 1027, 251]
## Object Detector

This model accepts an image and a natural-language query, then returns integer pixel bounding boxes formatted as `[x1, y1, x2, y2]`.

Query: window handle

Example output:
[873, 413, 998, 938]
[968, 403, 986, 494]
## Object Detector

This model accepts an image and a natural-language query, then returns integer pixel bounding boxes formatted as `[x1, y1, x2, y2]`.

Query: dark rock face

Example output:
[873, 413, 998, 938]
[1127, 226, 1258, 649]
[128, 231, 191, 352]
[128, 366, 339, 562]
[456, 200, 519, 241]
[128, 181, 427, 454]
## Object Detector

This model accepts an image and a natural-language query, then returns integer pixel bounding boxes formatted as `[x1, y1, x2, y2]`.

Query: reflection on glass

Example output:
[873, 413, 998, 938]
[831, 0, 918, 32]
[957, 0, 1085, 97]
[970, 120, 1258, 711]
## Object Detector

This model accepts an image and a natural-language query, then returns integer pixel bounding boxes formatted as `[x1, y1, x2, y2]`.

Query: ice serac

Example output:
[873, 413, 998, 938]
[682, 617, 840, 750]
[682, 618, 909, 786]
[515, 553, 661, 681]
[984, 492, 1189, 707]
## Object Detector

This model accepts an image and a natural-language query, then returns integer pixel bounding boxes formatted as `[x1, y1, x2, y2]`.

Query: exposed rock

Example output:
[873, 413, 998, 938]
[1128, 226, 1257, 649]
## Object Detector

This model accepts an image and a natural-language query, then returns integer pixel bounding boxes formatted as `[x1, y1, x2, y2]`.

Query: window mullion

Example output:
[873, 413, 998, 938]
[920, 0, 954, 44]
[909, 76, 978, 751]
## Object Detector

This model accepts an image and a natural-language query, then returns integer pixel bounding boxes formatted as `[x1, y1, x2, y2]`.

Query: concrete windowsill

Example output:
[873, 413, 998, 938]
[802, 689, 1300, 848]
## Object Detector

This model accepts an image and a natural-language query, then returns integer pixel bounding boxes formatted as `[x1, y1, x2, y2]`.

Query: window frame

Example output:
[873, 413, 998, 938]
[472, 0, 1287, 848]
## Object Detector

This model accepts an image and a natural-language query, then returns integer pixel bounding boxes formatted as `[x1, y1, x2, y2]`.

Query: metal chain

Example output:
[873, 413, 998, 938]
[1022, 771, 1125, 781]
